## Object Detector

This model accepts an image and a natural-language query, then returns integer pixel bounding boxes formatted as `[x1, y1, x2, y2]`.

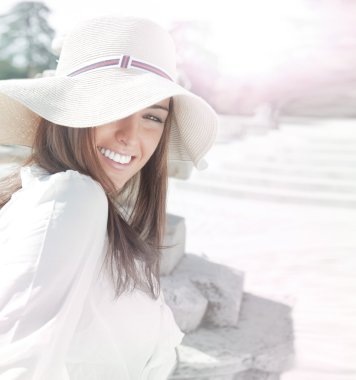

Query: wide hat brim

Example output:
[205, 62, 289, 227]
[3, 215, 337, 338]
[0, 68, 218, 170]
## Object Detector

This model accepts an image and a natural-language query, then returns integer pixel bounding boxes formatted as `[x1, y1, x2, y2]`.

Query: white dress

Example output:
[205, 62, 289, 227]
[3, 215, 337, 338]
[0, 165, 185, 380]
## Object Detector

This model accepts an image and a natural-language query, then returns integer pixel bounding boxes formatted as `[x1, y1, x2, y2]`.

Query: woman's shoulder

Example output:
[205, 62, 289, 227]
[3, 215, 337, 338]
[20, 164, 108, 213]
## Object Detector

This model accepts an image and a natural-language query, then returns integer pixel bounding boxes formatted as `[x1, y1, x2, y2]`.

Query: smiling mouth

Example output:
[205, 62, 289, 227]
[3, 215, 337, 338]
[98, 146, 135, 165]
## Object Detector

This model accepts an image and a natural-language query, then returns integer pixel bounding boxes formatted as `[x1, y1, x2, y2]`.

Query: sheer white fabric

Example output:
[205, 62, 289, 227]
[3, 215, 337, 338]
[0, 165, 184, 379]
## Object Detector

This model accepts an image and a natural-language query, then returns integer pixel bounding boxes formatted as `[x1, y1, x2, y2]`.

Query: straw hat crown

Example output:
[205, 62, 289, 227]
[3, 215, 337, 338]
[56, 17, 178, 80]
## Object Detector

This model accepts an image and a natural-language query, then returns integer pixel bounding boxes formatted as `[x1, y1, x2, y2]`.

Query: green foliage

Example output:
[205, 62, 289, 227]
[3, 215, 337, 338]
[0, 59, 27, 79]
[0, 1, 57, 79]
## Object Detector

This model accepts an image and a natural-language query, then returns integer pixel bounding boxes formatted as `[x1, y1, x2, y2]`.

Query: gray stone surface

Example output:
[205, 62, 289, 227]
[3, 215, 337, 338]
[234, 370, 280, 380]
[235, 294, 294, 374]
[169, 293, 293, 379]
[161, 274, 208, 333]
[160, 214, 186, 276]
[173, 253, 244, 327]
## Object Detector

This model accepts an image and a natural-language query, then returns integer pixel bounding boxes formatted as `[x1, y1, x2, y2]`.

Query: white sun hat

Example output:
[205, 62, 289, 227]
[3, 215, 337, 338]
[0, 16, 218, 171]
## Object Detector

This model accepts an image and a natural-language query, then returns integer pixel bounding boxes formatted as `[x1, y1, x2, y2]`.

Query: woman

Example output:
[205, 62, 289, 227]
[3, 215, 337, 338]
[0, 16, 218, 380]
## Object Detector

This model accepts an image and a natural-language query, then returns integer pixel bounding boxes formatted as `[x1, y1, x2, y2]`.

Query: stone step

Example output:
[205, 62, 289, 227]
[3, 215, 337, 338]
[239, 139, 356, 159]
[163, 253, 245, 331]
[270, 144, 356, 157]
[238, 151, 356, 168]
[233, 370, 280, 380]
[205, 139, 356, 175]
[290, 135, 356, 146]
[234, 126, 356, 158]
[279, 122, 356, 142]
[169, 293, 294, 380]
[251, 141, 356, 159]
[172, 179, 356, 208]
[162, 275, 208, 333]
[282, 124, 356, 135]
[192, 170, 356, 195]
[252, 130, 356, 153]
[222, 161, 356, 180]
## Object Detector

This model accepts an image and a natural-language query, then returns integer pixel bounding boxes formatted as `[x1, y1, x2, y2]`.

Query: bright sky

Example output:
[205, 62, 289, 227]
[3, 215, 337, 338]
[0, 0, 350, 78]
[1, 0, 229, 31]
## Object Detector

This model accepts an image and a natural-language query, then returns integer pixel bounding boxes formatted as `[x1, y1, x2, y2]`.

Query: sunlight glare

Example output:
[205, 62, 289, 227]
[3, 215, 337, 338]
[209, 0, 310, 78]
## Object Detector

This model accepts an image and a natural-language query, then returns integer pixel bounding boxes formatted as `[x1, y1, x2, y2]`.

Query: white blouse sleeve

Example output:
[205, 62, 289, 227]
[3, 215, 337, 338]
[0, 170, 109, 380]
[141, 292, 185, 380]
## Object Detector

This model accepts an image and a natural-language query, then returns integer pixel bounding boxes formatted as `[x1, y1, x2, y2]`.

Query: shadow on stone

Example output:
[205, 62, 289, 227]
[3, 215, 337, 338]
[170, 292, 295, 380]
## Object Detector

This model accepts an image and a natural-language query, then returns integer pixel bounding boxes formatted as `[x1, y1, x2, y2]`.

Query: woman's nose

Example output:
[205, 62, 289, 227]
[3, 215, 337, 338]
[114, 115, 140, 146]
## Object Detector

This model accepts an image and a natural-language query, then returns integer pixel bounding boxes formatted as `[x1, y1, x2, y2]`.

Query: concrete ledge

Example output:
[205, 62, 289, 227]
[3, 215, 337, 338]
[173, 254, 245, 327]
[161, 274, 208, 333]
[234, 369, 280, 380]
[169, 293, 294, 379]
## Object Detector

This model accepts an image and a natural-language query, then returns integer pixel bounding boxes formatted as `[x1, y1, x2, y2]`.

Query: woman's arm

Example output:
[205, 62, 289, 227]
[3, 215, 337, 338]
[0, 170, 108, 380]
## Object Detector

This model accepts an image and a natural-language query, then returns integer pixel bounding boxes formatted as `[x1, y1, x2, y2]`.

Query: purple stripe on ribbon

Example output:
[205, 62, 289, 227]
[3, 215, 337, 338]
[121, 55, 130, 68]
[131, 60, 172, 80]
[68, 59, 120, 77]
[67, 55, 173, 81]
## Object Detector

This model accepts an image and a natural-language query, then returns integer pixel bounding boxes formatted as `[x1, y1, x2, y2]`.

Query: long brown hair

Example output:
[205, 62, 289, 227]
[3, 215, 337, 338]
[0, 99, 173, 300]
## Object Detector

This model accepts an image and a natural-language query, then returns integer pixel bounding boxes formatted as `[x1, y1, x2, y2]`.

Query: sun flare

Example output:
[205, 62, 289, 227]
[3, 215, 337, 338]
[208, 0, 311, 77]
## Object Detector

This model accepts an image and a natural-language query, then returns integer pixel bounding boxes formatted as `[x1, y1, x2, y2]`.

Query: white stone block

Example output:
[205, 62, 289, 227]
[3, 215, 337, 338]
[173, 254, 244, 327]
[235, 293, 294, 374]
[161, 275, 208, 333]
[160, 214, 186, 276]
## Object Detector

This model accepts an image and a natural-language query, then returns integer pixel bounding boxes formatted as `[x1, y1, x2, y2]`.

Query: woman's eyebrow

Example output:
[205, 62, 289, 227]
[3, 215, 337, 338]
[148, 104, 169, 112]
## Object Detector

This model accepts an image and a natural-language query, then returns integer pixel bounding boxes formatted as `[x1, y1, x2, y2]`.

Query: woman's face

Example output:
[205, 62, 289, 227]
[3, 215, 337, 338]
[94, 98, 170, 190]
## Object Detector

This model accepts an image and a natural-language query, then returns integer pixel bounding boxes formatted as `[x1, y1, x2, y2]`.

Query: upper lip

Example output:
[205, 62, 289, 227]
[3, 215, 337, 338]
[98, 146, 136, 157]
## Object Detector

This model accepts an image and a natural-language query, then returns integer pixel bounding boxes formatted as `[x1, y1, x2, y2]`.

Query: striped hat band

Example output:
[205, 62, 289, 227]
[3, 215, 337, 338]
[67, 55, 174, 81]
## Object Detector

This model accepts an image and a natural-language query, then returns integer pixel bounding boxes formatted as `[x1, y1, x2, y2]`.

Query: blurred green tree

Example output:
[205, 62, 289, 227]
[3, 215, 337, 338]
[0, 1, 57, 79]
[0, 59, 27, 79]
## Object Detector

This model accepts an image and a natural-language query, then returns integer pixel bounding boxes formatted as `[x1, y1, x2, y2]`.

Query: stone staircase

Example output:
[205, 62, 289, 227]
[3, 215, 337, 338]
[161, 119, 356, 379]
[172, 119, 356, 208]
[161, 215, 294, 380]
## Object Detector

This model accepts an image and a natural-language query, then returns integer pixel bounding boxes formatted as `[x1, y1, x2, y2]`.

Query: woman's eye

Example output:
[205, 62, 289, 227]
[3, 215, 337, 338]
[144, 114, 163, 124]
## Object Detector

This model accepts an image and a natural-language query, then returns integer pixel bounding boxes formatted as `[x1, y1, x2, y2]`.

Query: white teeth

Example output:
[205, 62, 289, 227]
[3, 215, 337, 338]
[99, 147, 132, 164]
[113, 154, 132, 164]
